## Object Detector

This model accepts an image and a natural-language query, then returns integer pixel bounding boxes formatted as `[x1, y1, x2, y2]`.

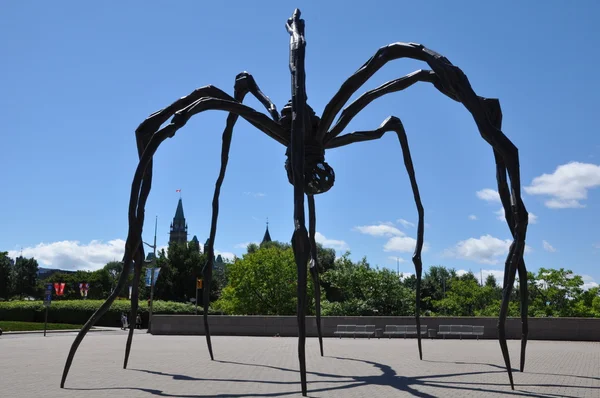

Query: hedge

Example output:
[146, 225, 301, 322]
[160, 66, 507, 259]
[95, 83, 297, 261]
[0, 300, 214, 327]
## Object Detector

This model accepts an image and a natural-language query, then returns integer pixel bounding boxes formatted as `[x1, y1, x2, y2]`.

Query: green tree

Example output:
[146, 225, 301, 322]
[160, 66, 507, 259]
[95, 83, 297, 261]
[214, 244, 314, 315]
[103, 261, 124, 294]
[321, 253, 414, 316]
[0, 252, 12, 300]
[153, 242, 208, 303]
[485, 274, 498, 288]
[432, 277, 481, 316]
[529, 268, 585, 317]
[420, 265, 456, 313]
[12, 256, 39, 298]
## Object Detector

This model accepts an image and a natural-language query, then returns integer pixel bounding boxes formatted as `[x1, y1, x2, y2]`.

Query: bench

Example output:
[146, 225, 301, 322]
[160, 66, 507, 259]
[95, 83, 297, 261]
[333, 324, 356, 338]
[354, 325, 376, 339]
[383, 324, 427, 338]
[438, 325, 484, 340]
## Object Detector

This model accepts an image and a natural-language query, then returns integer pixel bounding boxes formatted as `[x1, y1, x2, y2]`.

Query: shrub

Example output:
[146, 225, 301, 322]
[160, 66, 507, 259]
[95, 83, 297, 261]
[0, 300, 213, 327]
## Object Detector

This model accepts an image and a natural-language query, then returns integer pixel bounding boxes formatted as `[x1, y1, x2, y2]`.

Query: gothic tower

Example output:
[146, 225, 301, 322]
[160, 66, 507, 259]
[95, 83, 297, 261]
[261, 219, 272, 246]
[169, 198, 188, 244]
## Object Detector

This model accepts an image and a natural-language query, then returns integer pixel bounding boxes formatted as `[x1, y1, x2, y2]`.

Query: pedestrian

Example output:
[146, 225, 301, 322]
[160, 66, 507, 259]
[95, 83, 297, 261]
[136, 314, 142, 329]
[121, 312, 128, 330]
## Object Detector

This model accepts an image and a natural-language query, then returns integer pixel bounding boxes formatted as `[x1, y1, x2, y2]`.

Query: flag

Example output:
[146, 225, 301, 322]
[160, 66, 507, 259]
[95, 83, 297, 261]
[197, 279, 203, 289]
[145, 268, 161, 287]
[79, 283, 89, 297]
[145, 269, 152, 287]
[54, 282, 66, 296]
[153, 268, 161, 285]
[176, 189, 181, 192]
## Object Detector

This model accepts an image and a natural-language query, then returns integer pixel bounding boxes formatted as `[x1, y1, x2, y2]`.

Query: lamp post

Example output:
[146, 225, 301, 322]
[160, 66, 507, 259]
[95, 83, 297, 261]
[143, 216, 158, 334]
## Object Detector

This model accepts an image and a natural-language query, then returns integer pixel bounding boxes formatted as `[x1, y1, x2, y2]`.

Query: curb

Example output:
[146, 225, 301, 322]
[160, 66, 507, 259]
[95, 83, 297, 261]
[2, 326, 122, 335]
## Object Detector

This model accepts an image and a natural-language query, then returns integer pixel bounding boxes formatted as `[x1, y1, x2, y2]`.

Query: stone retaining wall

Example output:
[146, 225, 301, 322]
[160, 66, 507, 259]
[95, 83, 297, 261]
[151, 315, 600, 341]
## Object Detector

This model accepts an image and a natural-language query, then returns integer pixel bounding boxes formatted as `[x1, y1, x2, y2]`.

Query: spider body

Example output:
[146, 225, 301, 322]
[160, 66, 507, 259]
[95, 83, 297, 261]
[61, 8, 530, 397]
[281, 101, 336, 195]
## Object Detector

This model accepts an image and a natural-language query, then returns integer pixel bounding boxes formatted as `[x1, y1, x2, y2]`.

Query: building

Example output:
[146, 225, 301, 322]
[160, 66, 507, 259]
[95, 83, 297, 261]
[261, 220, 272, 245]
[169, 198, 188, 244]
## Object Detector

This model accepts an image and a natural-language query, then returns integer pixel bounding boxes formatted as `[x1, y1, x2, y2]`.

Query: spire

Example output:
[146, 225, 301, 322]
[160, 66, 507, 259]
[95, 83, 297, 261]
[169, 197, 188, 244]
[261, 218, 272, 245]
[174, 198, 185, 222]
[190, 235, 200, 252]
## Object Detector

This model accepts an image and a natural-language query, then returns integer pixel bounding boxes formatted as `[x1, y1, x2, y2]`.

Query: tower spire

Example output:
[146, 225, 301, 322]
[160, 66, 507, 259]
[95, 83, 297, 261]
[169, 196, 188, 244]
[261, 217, 272, 245]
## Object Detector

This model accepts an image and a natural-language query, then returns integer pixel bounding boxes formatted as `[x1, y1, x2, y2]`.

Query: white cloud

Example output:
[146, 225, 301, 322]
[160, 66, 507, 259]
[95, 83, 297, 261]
[234, 242, 258, 249]
[243, 191, 266, 198]
[353, 224, 404, 237]
[215, 251, 236, 262]
[524, 162, 600, 208]
[476, 188, 501, 203]
[315, 232, 348, 251]
[594, 243, 600, 249]
[455, 269, 469, 277]
[8, 239, 126, 271]
[387, 256, 406, 263]
[582, 275, 599, 290]
[7, 238, 239, 273]
[383, 237, 429, 253]
[495, 207, 505, 221]
[481, 269, 505, 286]
[399, 272, 414, 281]
[444, 234, 531, 265]
[198, 243, 236, 262]
[495, 207, 538, 224]
[455, 269, 526, 287]
[397, 219, 415, 228]
[542, 240, 556, 253]
[468, 214, 478, 220]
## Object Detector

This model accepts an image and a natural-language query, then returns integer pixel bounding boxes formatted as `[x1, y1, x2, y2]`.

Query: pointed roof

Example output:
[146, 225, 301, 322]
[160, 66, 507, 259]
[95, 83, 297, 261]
[261, 221, 272, 244]
[174, 198, 185, 221]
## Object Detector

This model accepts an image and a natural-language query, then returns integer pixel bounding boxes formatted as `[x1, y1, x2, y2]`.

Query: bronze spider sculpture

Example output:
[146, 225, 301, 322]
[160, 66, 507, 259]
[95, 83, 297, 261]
[61, 9, 529, 396]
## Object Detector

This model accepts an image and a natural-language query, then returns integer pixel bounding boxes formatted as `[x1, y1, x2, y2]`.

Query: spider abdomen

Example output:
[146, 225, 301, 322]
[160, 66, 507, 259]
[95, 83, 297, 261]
[281, 100, 335, 195]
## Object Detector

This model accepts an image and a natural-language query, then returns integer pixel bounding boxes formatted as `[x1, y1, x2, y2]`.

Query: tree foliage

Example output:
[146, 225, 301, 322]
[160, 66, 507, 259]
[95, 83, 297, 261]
[0, 252, 12, 300]
[321, 253, 414, 316]
[2, 240, 600, 318]
[11, 256, 39, 299]
[214, 244, 315, 315]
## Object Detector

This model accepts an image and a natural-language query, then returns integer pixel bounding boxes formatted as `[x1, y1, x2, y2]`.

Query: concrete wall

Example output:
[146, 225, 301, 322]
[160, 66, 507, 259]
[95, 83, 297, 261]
[151, 315, 600, 341]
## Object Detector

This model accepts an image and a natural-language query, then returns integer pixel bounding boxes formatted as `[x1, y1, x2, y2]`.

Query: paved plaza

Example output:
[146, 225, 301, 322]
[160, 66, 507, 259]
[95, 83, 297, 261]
[1, 330, 598, 397]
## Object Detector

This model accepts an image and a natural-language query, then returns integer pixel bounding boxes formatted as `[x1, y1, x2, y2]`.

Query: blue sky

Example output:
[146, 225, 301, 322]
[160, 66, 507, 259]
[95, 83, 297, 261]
[1, 1, 599, 287]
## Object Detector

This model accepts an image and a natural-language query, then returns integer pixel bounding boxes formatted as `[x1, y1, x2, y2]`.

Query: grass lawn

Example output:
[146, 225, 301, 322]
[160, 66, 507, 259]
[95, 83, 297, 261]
[0, 321, 83, 332]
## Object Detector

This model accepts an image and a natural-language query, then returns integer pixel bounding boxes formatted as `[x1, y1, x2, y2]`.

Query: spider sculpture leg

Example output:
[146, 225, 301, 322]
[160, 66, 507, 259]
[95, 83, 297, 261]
[287, 10, 310, 396]
[325, 69, 437, 140]
[61, 119, 156, 388]
[484, 98, 529, 373]
[124, 246, 144, 369]
[307, 194, 324, 356]
[319, 42, 528, 389]
[327, 116, 425, 360]
[61, 87, 287, 388]
[202, 71, 280, 361]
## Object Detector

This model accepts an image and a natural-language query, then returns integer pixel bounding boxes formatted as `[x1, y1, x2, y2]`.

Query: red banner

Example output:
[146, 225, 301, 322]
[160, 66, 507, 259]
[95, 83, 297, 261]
[54, 282, 66, 296]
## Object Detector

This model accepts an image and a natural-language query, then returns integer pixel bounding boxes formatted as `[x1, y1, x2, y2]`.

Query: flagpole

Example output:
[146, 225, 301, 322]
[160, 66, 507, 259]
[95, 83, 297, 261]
[143, 216, 158, 334]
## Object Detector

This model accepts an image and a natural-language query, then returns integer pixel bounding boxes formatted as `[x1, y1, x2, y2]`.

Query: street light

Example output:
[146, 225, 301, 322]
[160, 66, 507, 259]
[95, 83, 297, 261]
[143, 216, 158, 334]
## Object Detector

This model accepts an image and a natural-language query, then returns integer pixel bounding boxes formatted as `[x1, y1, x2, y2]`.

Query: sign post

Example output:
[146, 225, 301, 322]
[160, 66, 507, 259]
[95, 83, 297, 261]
[43, 283, 52, 337]
[195, 278, 203, 315]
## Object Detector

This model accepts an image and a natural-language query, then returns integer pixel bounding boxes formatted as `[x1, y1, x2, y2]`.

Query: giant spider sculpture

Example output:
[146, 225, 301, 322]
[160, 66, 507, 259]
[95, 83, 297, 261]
[61, 9, 529, 397]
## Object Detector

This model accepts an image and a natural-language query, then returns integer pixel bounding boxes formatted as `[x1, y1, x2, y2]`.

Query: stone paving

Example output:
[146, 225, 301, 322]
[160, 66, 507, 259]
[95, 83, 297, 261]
[1, 330, 599, 397]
